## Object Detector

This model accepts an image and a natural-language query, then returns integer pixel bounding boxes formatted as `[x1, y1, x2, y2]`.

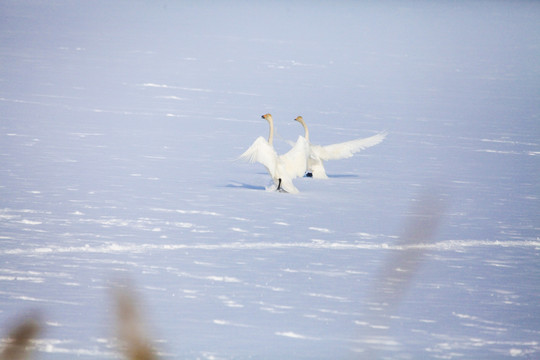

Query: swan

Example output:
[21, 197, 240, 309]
[240, 114, 309, 194]
[294, 116, 387, 179]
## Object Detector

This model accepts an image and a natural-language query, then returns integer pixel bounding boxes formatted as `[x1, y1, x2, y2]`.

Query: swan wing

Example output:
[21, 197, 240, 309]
[279, 135, 309, 178]
[313, 131, 387, 160]
[239, 136, 278, 177]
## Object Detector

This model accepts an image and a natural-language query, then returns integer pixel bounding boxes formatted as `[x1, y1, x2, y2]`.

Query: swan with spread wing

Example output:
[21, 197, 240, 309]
[240, 114, 309, 194]
[294, 116, 387, 179]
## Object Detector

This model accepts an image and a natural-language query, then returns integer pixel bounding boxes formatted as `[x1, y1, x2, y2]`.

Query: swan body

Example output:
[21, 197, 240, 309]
[294, 116, 387, 179]
[240, 114, 308, 193]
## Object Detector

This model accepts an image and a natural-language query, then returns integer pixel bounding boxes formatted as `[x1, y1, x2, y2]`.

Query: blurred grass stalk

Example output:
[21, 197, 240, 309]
[1, 189, 445, 359]
[0, 313, 41, 360]
[113, 284, 160, 360]
[360, 188, 446, 354]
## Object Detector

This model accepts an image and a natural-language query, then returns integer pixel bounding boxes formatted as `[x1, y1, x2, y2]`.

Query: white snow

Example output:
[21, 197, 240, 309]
[1, 1, 539, 359]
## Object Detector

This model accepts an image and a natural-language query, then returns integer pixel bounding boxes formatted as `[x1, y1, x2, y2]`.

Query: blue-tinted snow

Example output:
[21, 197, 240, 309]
[1, 1, 539, 359]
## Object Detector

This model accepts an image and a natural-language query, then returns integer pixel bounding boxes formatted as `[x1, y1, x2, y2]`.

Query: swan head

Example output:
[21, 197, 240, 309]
[261, 113, 273, 122]
[294, 116, 307, 127]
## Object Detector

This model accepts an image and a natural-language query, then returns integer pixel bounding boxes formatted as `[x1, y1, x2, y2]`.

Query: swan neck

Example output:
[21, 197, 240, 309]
[267, 116, 274, 145]
[300, 119, 309, 141]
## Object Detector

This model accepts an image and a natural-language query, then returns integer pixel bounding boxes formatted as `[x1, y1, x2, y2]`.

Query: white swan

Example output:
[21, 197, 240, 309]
[294, 116, 387, 179]
[240, 114, 309, 193]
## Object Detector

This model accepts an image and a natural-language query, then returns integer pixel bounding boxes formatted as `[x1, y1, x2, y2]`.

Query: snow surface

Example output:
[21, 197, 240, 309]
[1, 1, 539, 359]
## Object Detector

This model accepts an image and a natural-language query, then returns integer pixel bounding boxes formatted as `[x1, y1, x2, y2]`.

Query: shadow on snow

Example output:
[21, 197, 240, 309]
[225, 182, 266, 191]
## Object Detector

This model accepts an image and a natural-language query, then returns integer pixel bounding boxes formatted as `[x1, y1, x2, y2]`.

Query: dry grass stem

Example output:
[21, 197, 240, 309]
[0, 314, 41, 360]
[113, 285, 160, 360]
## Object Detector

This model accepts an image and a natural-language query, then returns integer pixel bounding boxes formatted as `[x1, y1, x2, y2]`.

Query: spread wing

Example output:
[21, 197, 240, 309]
[239, 136, 278, 178]
[278, 135, 309, 178]
[312, 131, 387, 160]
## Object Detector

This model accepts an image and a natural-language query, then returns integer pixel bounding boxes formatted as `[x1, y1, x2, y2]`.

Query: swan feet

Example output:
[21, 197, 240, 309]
[273, 178, 287, 193]
[265, 179, 293, 193]
[276, 178, 287, 192]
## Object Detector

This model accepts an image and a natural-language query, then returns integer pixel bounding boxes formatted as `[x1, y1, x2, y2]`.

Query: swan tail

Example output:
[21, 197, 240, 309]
[306, 155, 328, 179]
[311, 165, 329, 179]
